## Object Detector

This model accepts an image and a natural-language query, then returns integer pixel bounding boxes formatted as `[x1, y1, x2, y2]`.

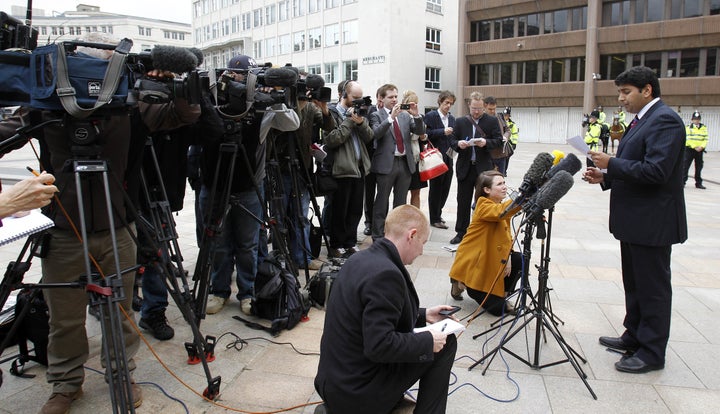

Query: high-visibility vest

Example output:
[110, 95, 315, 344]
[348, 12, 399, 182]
[685, 123, 708, 149]
[507, 119, 519, 145]
[585, 122, 601, 147]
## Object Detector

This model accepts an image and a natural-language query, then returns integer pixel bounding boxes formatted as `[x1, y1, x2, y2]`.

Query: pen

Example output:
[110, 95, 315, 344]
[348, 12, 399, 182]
[441, 322, 447, 332]
[27, 166, 40, 177]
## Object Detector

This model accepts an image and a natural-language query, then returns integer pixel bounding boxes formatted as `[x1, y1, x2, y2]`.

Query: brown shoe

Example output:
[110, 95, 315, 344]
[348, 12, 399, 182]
[132, 382, 143, 408]
[40, 390, 82, 414]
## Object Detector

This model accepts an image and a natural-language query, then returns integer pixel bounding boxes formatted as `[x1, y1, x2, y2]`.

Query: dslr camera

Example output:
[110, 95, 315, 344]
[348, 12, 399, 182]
[352, 96, 373, 117]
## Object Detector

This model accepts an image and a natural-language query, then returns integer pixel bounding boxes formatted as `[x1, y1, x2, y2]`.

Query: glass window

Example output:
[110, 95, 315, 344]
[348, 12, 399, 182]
[426, 0, 442, 13]
[518, 16, 527, 37]
[525, 61, 539, 83]
[502, 17, 514, 38]
[343, 60, 358, 81]
[645, 52, 662, 76]
[294, 31, 305, 52]
[493, 20, 501, 39]
[279, 34, 291, 55]
[681, 49, 700, 77]
[253, 40, 263, 59]
[544, 12, 553, 34]
[667, 51, 680, 77]
[242, 12, 252, 30]
[480, 21, 491, 41]
[500, 63, 512, 84]
[325, 0, 340, 9]
[647, 0, 664, 22]
[324, 62, 339, 83]
[293, 0, 306, 17]
[308, 27, 322, 49]
[253, 8, 263, 27]
[231, 16, 238, 33]
[266, 5, 276, 24]
[712, 0, 720, 15]
[425, 67, 440, 89]
[309, 0, 322, 13]
[686, 0, 702, 17]
[308, 64, 321, 75]
[265, 37, 276, 57]
[571, 7, 587, 30]
[342, 20, 358, 44]
[325, 23, 340, 46]
[279, 1, 290, 21]
[554, 10, 568, 33]
[671, 0, 682, 19]
[707, 48, 718, 75]
[527, 14, 540, 35]
[551, 59, 563, 82]
[426, 27, 441, 51]
[635, 0, 646, 23]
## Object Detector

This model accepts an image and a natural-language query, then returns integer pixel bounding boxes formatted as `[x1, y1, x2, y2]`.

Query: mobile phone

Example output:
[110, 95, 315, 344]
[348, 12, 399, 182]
[439, 306, 461, 316]
[400, 103, 411, 110]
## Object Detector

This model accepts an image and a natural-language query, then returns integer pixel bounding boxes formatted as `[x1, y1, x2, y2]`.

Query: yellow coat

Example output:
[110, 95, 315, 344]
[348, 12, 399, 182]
[449, 197, 519, 297]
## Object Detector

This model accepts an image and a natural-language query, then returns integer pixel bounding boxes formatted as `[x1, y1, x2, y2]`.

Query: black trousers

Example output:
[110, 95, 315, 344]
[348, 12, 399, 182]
[428, 159, 453, 224]
[321, 334, 457, 414]
[454, 168, 480, 237]
[363, 171, 376, 227]
[683, 147, 704, 185]
[619, 242, 672, 366]
[465, 251, 522, 316]
[328, 176, 365, 249]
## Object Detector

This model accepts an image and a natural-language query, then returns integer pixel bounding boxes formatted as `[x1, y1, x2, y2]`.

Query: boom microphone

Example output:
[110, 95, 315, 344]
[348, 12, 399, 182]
[499, 152, 554, 218]
[262, 67, 298, 87]
[520, 170, 575, 226]
[150, 45, 199, 74]
[305, 73, 326, 89]
[546, 152, 582, 180]
[188, 47, 204, 66]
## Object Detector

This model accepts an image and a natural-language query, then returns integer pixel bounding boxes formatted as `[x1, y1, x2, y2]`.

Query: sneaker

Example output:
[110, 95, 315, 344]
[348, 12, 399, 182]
[40, 389, 82, 414]
[240, 298, 253, 316]
[206, 295, 228, 314]
[139, 311, 175, 340]
[307, 259, 324, 270]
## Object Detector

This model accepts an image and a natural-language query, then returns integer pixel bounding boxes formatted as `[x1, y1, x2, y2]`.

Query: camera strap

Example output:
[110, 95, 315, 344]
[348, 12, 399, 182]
[55, 39, 133, 119]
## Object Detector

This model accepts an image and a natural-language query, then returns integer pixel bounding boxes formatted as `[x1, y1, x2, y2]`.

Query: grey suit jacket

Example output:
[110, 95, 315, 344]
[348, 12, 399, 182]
[369, 109, 426, 175]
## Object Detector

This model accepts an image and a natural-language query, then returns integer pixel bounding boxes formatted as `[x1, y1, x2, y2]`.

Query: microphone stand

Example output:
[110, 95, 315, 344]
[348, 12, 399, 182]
[470, 208, 597, 400]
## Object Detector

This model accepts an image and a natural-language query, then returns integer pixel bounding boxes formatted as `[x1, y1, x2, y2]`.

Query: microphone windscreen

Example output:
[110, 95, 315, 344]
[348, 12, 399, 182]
[263, 67, 298, 87]
[188, 47, 204, 66]
[524, 152, 554, 187]
[305, 74, 325, 89]
[546, 152, 582, 179]
[534, 170, 574, 210]
[552, 150, 565, 165]
[151, 45, 198, 74]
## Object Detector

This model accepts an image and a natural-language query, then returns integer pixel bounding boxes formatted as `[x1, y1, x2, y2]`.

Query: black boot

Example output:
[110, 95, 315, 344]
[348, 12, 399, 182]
[139, 310, 175, 340]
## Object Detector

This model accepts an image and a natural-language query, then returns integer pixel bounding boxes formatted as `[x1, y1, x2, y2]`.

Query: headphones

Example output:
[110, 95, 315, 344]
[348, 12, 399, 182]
[341, 80, 356, 99]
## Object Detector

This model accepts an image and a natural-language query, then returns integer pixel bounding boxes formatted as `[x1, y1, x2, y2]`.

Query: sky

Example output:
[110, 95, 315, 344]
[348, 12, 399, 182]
[3, 0, 192, 24]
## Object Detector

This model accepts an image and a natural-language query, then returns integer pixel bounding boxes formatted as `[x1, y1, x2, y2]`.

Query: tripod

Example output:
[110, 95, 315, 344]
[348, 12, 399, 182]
[469, 208, 597, 400]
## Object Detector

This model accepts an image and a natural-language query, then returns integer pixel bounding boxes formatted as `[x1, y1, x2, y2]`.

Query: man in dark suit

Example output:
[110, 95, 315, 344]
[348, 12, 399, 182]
[449, 91, 502, 245]
[314, 205, 458, 414]
[424, 90, 456, 229]
[369, 84, 426, 239]
[584, 66, 687, 374]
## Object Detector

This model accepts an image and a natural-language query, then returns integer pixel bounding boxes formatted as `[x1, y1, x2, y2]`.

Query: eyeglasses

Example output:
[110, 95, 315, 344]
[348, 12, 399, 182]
[469, 106, 483, 112]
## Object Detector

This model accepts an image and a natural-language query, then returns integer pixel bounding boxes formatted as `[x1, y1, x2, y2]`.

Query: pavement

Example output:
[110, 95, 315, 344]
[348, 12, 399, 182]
[1, 141, 719, 413]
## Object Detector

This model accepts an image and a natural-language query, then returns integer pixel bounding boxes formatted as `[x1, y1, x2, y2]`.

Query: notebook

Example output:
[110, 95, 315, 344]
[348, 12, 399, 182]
[0, 209, 54, 246]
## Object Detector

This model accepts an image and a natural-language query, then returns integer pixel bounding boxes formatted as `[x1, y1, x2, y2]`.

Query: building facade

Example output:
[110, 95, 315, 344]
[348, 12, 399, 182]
[192, 0, 458, 113]
[460, 0, 720, 150]
[9, 4, 192, 53]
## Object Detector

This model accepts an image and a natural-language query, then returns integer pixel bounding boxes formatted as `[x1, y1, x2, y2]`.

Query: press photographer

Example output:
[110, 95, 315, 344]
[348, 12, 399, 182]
[196, 54, 300, 316]
[0, 31, 200, 413]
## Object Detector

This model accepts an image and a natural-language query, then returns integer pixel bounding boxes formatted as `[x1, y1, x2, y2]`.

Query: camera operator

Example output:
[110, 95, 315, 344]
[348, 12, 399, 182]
[199, 55, 300, 316]
[321, 80, 373, 258]
[268, 72, 335, 271]
[0, 33, 200, 413]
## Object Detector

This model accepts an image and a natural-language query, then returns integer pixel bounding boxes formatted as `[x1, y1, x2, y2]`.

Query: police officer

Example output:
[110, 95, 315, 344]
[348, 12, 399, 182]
[584, 110, 602, 166]
[616, 105, 626, 127]
[684, 111, 709, 189]
[503, 107, 518, 172]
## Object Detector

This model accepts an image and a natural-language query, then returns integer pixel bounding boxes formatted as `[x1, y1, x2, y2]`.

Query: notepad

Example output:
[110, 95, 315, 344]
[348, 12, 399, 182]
[413, 319, 466, 336]
[0, 209, 54, 246]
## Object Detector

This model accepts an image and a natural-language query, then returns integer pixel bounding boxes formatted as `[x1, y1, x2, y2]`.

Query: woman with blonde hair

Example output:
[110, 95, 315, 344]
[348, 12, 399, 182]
[402, 90, 428, 208]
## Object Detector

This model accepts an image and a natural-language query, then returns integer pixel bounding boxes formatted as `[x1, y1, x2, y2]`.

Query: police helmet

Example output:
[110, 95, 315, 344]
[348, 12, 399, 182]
[590, 110, 600, 119]
[692, 111, 701, 120]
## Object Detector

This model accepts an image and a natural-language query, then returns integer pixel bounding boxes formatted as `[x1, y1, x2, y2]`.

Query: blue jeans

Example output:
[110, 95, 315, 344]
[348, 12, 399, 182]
[140, 263, 169, 318]
[200, 184, 264, 300]
[280, 172, 311, 266]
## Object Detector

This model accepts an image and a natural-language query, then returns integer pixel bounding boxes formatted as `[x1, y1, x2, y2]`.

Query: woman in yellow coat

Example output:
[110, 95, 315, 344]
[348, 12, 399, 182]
[449, 170, 522, 316]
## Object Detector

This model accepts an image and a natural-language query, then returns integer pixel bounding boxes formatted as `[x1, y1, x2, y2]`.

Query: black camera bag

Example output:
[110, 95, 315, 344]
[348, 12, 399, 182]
[6, 289, 50, 378]
[306, 261, 342, 308]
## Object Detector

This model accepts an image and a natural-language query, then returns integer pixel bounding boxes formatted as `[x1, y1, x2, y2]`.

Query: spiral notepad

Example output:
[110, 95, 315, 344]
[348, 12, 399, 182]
[0, 209, 54, 246]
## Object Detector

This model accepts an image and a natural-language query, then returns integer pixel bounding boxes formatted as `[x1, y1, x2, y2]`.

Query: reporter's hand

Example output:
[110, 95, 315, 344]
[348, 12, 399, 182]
[582, 167, 604, 184]
[426, 305, 459, 323]
[0, 172, 57, 219]
[588, 150, 611, 169]
[429, 330, 448, 353]
[146, 69, 176, 79]
[457, 140, 469, 150]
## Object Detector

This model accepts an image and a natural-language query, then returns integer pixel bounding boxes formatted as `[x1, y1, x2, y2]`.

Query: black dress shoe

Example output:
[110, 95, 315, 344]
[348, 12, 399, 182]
[328, 247, 346, 258]
[432, 221, 449, 229]
[599, 336, 638, 353]
[614, 355, 664, 373]
[363, 225, 372, 235]
[449, 234, 463, 245]
[696, 184, 707, 189]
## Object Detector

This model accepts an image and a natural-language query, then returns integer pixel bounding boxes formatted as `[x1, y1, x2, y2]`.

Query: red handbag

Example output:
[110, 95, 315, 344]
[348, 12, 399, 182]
[418, 142, 449, 181]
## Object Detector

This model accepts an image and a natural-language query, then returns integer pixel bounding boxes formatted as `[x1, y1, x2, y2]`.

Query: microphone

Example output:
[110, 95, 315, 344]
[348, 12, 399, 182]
[305, 73, 326, 89]
[262, 67, 298, 87]
[545, 152, 582, 180]
[188, 47, 204, 66]
[500, 152, 554, 217]
[520, 170, 575, 226]
[551, 150, 565, 165]
[150, 45, 199, 74]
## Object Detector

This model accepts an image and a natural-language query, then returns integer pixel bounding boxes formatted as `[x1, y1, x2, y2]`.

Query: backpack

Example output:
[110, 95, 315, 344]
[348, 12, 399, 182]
[2, 289, 50, 378]
[238, 251, 309, 336]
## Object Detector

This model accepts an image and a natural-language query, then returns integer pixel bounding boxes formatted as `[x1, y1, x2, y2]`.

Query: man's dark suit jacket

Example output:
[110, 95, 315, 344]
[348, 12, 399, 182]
[604, 100, 687, 246]
[450, 113, 503, 181]
[314, 238, 434, 414]
[424, 109, 455, 164]
[370, 109, 426, 175]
